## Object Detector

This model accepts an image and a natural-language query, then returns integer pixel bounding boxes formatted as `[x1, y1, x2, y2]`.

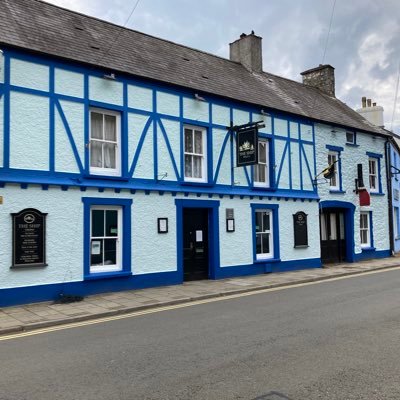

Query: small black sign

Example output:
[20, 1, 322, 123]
[12, 208, 47, 268]
[293, 211, 308, 248]
[236, 127, 258, 166]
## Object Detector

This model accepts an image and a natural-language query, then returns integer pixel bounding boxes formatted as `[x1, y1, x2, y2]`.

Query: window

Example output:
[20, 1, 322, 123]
[346, 131, 355, 145]
[394, 207, 400, 239]
[369, 157, 378, 192]
[90, 206, 122, 273]
[328, 152, 339, 190]
[184, 126, 207, 182]
[90, 108, 120, 175]
[255, 210, 273, 259]
[254, 139, 269, 187]
[360, 212, 371, 248]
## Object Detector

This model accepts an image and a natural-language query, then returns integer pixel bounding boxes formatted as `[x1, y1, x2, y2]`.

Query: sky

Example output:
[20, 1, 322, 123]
[45, 0, 400, 133]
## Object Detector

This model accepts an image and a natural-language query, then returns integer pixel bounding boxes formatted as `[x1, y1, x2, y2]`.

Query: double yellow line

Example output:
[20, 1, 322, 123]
[1, 266, 399, 341]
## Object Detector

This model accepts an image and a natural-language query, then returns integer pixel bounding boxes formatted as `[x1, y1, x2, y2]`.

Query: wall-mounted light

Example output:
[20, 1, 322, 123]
[194, 93, 206, 102]
[103, 73, 116, 80]
[260, 109, 270, 116]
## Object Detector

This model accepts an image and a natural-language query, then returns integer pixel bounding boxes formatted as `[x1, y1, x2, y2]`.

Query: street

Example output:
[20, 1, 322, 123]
[1, 269, 400, 399]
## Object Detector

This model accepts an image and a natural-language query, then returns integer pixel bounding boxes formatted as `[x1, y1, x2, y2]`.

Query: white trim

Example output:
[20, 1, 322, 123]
[328, 151, 339, 190]
[360, 211, 371, 248]
[368, 157, 378, 193]
[255, 210, 273, 260]
[90, 205, 122, 273]
[89, 108, 121, 176]
[254, 139, 270, 187]
[346, 131, 355, 144]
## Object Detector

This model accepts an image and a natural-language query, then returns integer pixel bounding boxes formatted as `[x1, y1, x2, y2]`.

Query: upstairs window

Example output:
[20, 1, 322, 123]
[346, 131, 355, 145]
[369, 157, 378, 192]
[184, 126, 207, 182]
[328, 152, 339, 190]
[90, 108, 121, 176]
[254, 139, 270, 187]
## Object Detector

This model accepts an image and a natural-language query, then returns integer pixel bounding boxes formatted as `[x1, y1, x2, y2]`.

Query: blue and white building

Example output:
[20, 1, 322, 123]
[0, 0, 391, 306]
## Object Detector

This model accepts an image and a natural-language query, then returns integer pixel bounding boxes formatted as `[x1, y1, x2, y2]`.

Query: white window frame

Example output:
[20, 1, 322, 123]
[369, 157, 378, 193]
[360, 212, 371, 248]
[255, 210, 273, 260]
[394, 207, 400, 239]
[346, 131, 355, 145]
[89, 108, 121, 176]
[183, 125, 207, 183]
[253, 139, 270, 187]
[90, 206, 122, 273]
[328, 151, 339, 190]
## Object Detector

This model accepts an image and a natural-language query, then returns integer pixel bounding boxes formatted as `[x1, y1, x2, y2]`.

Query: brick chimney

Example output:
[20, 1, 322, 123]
[356, 97, 384, 127]
[229, 31, 262, 73]
[300, 64, 335, 97]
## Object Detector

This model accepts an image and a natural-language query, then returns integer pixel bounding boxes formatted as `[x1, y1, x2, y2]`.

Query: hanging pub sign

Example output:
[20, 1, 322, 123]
[293, 211, 308, 248]
[236, 127, 258, 166]
[12, 208, 47, 268]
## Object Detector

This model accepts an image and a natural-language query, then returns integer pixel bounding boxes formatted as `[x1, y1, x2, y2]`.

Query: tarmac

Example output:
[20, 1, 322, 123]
[1, 257, 399, 336]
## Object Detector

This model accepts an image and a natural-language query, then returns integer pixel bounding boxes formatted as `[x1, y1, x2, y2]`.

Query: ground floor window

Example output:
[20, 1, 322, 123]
[251, 204, 279, 261]
[394, 207, 400, 239]
[360, 212, 371, 248]
[90, 206, 122, 273]
[82, 197, 132, 278]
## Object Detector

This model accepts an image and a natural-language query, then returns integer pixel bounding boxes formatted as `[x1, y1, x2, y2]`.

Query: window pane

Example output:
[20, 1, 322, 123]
[263, 212, 270, 231]
[104, 115, 116, 141]
[256, 234, 262, 254]
[91, 112, 103, 139]
[104, 239, 117, 265]
[259, 142, 266, 163]
[370, 175, 376, 189]
[90, 141, 103, 167]
[194, 130, 203, 154]
[104, 143, 116, 169]
[258, 165, 266, 183]
[92, 210, 104, 237]
[106, 210, 118, 237]
[262, 233, 270, 254]
[360, 214, 367, 229]
[256, 212, 263, 232]
[185, 155, 192, 177]
[193, 155, 202, 178]
[185, 129, 193, 153]
[360, 230, 367, 244]
[90, 239, 103, 266]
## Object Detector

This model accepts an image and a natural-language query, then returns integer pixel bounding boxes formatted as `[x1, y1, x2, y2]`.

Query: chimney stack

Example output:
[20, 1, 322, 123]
[229, 31, 263, 73]
[300, 64, 335, 97]
[356, 97, 384, 127]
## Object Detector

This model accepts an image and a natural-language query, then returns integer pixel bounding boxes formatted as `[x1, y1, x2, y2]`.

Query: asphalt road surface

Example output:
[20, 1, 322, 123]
[2, 269, 400, 400]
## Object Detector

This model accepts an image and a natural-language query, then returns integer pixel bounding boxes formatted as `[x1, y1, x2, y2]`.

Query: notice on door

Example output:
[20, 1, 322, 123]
[12, 208, 47, 268]
[196, 230, 203, 242]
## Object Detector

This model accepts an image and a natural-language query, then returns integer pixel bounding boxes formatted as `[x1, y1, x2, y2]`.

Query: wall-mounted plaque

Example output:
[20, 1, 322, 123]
[157, 217, 168, 234]
[12, 208, 47, 268]
[293, 211, 308, 248]
[236, 127, 258, 166]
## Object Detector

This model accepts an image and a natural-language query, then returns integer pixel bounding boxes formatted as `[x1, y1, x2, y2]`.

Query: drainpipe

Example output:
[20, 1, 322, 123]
[385, 139, 394, 255]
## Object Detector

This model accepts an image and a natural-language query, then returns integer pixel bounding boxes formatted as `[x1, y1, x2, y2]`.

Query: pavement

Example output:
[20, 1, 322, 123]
[1, 256, 399, 336]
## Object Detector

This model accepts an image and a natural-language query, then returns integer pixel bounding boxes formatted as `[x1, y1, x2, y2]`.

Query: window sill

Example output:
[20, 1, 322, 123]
[294, 245, 309, 249]
[83, 174, 130, 182]
[370, 192, 385, 196]
[361, 246, 376, 252]
[251, 185, 276, 192]
[180, 181, 214, 187]
[254, 257, 281, 264]
[329, 189, 346, 194]
[84, 270, 132, 280]
[346, 143, 359, 147]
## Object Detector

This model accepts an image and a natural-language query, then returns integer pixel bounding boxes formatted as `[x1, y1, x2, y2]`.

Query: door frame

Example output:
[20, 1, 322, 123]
[320, 200, 355, 262]
[175, 199, 220, 281]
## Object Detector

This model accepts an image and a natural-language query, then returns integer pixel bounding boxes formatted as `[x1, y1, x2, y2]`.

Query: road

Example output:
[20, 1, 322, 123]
[1, 269, 400, 400]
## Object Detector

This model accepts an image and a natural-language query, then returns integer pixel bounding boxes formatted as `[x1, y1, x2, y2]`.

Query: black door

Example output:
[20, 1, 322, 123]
[183, 208, 209, 281]
[320, 209, 346, 264]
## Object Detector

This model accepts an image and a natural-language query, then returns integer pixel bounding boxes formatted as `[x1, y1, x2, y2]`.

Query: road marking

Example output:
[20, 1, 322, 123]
[1, 266, 399, 341]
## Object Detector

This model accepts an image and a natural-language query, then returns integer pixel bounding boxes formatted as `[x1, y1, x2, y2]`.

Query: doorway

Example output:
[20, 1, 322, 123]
[320, 208, 346, 263]
[183, 208, 209, 281]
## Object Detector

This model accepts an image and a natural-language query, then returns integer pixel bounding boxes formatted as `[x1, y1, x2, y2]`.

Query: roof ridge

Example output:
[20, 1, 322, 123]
[37, 0, 241, 66]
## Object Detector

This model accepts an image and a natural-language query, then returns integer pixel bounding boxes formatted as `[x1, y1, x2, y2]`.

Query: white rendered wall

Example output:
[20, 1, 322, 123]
[315, 123, 390, 254]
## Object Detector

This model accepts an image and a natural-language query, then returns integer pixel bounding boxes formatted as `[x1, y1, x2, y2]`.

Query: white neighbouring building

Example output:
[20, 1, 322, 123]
[0, 0, 391, 306]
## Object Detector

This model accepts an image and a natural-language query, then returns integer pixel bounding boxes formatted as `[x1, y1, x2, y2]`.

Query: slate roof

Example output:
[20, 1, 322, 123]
[0, 0, 388, 136]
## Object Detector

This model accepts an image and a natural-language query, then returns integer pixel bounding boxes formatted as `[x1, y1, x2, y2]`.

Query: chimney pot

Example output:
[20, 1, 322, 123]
[373, 102, 376, 106]
[362, 97, 367, 108]
[230, 32, 263, 73]
[367, 98, 372, 107]
[300, 64, 335, 97]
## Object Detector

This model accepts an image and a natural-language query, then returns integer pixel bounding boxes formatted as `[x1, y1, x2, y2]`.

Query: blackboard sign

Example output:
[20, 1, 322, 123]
[293, 211, 308, 248]
[236, 127, 258, 166]
[12, 208, 47, 268]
